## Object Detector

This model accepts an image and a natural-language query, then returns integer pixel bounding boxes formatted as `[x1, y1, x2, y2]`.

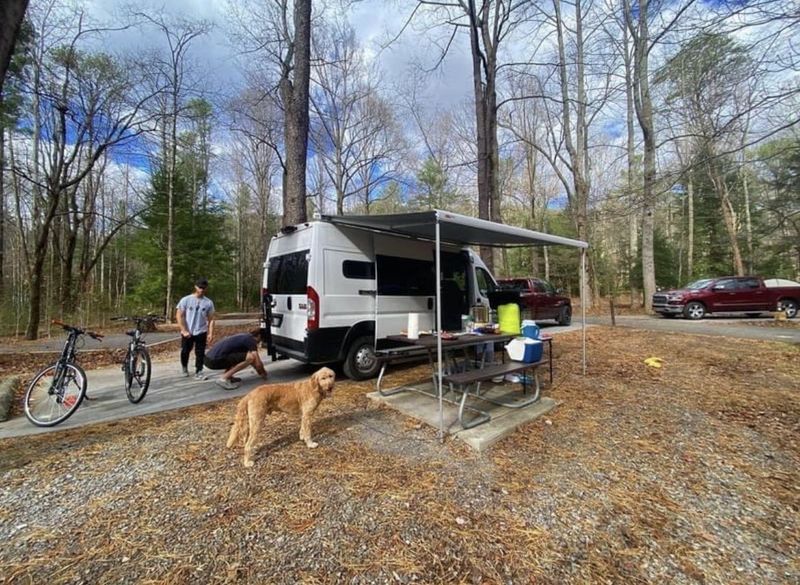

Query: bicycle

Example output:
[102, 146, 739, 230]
[24, 320, 104, 427]
[112, 314, 164, 404]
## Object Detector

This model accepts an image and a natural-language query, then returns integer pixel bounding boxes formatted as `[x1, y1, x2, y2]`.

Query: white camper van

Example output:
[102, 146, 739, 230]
[261, 219, 498, 379]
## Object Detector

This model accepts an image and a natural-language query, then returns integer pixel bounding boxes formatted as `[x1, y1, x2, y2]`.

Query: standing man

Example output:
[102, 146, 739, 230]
[176, 277, 215, 380]
[204, 329, 268, 390]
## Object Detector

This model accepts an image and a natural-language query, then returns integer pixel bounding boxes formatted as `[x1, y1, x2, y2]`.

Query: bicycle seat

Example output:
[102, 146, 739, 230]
[126, 329, 137, 337]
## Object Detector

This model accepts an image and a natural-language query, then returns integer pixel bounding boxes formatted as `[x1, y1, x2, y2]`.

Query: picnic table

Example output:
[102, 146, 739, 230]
[375, 332, 549, 429]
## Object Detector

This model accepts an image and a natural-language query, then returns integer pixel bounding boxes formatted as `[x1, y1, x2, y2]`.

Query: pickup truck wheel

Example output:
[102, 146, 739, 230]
[343, 336, 380, 380]
[684, 302, 706, 320]
[779, 299, 798, 319]
[556, 305, 572, 326]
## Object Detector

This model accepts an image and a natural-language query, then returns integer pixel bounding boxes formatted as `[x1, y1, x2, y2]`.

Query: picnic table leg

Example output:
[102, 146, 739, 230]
[377, 359, 416, 397]
[457, 383, 491, 429]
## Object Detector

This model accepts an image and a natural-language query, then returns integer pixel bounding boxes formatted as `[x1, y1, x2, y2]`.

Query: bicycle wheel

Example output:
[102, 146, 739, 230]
[24, 363, 87, 427]
[125, 346, 151, 403]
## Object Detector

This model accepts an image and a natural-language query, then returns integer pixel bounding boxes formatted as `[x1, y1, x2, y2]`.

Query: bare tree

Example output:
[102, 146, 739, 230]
[136, 11, 211, 319]
[409, 1, 526, 271]
[624, 0, 697, 311]
[228, 0, 311, 226]
[10, 9, 160, 338]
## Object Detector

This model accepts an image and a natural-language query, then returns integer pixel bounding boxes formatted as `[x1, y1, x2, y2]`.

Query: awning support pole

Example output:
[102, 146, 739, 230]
[581, 248, 587, 375]
[436, 219, 444, 440]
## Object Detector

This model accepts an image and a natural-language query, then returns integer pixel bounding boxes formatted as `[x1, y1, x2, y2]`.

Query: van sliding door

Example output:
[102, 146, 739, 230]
[374, 239, 436, 341]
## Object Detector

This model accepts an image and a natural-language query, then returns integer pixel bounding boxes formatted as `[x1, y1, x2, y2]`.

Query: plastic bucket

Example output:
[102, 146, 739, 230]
[497, 303, 521, 335]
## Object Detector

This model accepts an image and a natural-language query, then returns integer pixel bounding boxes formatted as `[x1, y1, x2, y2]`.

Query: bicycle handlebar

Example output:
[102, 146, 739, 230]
[51, 319, 104, 341]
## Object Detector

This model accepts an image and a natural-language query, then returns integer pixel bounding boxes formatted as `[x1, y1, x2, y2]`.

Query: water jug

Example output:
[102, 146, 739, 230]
[521, 319, 539, 340]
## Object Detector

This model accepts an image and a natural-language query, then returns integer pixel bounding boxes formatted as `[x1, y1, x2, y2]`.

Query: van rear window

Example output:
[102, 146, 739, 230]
[268, 251, 309, 294]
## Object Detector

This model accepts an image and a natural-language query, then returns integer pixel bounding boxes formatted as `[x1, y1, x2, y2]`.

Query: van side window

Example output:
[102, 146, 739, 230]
[267, 251, 309, 294]
[377, 255, 434, 296]
[475, 268, 497, 296]
[343, 260, 375, 280]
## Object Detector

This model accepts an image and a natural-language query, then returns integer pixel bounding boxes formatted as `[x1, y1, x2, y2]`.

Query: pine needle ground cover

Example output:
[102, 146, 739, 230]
[0, 327, 797, 584]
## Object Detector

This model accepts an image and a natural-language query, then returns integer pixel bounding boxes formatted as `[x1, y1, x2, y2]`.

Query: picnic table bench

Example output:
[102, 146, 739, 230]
[443, 360, 543, 429]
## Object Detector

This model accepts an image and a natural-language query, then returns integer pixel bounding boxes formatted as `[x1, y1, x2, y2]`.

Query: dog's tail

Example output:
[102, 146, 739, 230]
[226, 397, 249, 448]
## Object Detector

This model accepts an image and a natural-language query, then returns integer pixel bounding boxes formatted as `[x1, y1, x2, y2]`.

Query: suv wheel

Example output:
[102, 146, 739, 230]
[556, 305, 572, 326]
[779, 299, 798, 319]
[343, 335, 380, 380]
[684, 302, 706, 320]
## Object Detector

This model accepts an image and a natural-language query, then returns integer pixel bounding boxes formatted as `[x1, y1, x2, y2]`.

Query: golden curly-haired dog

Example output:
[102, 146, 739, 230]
[226, 367, 336, 467]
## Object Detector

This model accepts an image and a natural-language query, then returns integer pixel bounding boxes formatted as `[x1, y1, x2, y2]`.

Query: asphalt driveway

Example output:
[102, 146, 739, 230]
[586, 314, 800, 343]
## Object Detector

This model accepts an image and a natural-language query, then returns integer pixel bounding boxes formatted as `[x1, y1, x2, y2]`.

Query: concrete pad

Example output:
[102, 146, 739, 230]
[368, 382, 557, 452]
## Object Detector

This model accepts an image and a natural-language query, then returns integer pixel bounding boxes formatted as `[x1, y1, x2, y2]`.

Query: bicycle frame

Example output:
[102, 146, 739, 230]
[50, 331, 81, 397]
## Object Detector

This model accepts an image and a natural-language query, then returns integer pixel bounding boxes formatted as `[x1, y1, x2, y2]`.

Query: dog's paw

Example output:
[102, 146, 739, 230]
[243, 459, 255, 467]
[306, 441, 319, 449]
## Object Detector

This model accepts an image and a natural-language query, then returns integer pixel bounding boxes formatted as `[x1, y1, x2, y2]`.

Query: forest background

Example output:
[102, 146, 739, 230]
[0, 0, 798, 338]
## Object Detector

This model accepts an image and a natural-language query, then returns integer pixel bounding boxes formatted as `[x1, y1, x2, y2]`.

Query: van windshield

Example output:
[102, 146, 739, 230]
[268, 251, 309, 294]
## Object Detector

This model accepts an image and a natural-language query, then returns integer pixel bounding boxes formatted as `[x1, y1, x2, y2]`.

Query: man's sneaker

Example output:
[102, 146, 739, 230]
[181, 367, 189, 377]
[194, 371, 207, 381]
[215, 378, 239, 391]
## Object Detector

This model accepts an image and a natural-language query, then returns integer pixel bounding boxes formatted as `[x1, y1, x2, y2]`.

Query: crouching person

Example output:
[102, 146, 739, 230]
[204, 329, 268, 390]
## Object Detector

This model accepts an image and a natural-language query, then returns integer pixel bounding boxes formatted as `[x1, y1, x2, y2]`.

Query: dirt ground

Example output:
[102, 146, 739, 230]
[0, 327, 798, 584]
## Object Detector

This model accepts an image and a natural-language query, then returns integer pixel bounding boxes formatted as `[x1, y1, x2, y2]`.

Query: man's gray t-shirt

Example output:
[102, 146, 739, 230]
[177, 294, 215, 336]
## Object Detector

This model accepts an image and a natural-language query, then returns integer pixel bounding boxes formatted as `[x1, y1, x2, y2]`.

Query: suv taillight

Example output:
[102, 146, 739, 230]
[307, 286, 319, 330]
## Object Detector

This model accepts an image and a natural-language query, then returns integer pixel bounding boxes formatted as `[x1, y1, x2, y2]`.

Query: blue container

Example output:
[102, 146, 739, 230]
[522, 339, 543, 363]
[522, 323, 540, 340]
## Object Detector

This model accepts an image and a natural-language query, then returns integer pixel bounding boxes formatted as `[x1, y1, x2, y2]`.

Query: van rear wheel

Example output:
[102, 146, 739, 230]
[343, 336, 380, 380]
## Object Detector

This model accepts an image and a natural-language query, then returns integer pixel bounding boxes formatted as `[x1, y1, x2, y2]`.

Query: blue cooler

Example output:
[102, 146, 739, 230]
[521, 320, 540, 340]
[522, 338, 543, 363]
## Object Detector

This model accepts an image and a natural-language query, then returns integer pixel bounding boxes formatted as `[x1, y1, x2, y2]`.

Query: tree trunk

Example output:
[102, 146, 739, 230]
[466, 1, 499, 273]
[708, 162, 744, 275]
[0, 106, 5, 297]
[627, 0, 656, 312]
[687, 177, 694, 279]
[0, 0, 28, 96]
[554, 0, 592, 307]
[282, 0, 311, 226]
[624, 22, 639, 306]
[741, 166, 753, 272]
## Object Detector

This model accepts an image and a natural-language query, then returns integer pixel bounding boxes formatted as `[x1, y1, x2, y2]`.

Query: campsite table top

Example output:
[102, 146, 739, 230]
[386, 332, 517, 351]
[384, 331, 554, 385]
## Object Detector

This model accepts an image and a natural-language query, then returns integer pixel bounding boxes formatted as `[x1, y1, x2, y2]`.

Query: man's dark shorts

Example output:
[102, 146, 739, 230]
[204, 352, 248, 371]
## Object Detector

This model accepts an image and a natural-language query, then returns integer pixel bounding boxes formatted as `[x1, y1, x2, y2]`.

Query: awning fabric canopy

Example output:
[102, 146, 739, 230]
[321, 210, 588, 249]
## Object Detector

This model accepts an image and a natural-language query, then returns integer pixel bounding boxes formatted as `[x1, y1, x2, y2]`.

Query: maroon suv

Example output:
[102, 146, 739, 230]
[652, 276, 800, 320]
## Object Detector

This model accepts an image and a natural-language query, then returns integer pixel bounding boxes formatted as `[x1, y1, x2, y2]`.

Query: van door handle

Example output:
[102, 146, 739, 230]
[359, 290, 376, 296]
[427, 298, 433, 310]
[287, 297, 292, 310]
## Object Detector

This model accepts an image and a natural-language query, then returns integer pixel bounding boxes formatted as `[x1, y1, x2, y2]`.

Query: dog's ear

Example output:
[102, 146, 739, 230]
[311, 368, 323, 390]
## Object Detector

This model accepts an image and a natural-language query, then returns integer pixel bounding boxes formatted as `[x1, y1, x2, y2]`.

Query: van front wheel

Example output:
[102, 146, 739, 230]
[343, 336, 380, 380]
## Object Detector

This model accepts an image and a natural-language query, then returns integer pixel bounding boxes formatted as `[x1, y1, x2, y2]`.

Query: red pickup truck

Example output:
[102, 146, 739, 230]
[652, 276, 800, 320]
[496, 277, 572, 325]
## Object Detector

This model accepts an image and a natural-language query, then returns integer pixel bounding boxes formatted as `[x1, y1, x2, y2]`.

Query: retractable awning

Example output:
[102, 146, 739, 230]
[322, 209, 589, 249]
[321, 209, 589, 440]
